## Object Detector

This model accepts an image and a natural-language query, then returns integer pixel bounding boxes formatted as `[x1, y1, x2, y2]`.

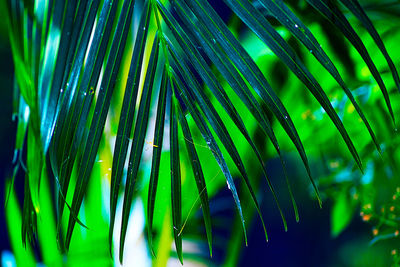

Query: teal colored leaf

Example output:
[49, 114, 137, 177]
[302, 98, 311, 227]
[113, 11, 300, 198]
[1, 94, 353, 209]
[177, 102, 213, 257]
[258, 0, 381, 154]
[181, 0, 321, 205]
[62, 0, 135, 250]
[223, 0, 362, 174]
[54, 0, 119, 228]
[170, 94, 183, 264]
[147, 68, 168, 254]
[119, 33, 160, 263]
[307, 0, 395, 123]
[171, 71, 248, 245]
[339, 0, 400, 94]
[110, 2, 152, 252]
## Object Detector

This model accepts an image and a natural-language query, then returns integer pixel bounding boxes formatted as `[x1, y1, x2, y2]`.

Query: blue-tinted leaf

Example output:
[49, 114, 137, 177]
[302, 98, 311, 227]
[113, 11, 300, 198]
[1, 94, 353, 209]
[179, 0, 321, 204]
[258, 0, 381, 154]
[170, 94, 183, 264]
[110, 0, 151, 254]
[339, 0, 400, 94]
[307, 0, 395, 123]
[147, 68, 168, 254]
[62, 0, 135, 250]
[170, 71, 248, 245]
[177, 102, 213, 257]
[119, 33, 160, 263]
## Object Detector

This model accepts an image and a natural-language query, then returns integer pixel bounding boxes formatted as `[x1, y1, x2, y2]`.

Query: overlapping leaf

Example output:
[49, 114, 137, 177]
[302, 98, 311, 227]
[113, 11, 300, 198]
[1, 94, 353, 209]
[6, 0, 400, 264]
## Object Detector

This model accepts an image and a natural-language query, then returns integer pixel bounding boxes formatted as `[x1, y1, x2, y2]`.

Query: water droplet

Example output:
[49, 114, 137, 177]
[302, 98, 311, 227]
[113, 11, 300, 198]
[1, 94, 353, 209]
[212, 38, 216, 44]
[395, 128, 398, 132]
[227, 182, 231, 190]
[309, 49, 313, 53]
[294, 24, 299, 28]
[284, 115, 288, 119]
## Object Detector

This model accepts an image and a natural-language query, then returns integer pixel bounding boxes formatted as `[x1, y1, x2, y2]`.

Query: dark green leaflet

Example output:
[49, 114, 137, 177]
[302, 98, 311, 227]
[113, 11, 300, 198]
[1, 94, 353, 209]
[119, 34, 160, 263]
[40, 0, 76, 154]
[180, 0, 321, 204]
[224, 0, 362, 173]
[170, 71, 248, 245]
[61, 0, 135, 250]
[110, 0, 151, 255]
[177, 103, 213, 257]
[339, 0, 400, 94]
[147, 68, 168, 255]
[168, 47, 271, 239]
[171, 0, 295, 229]
[49, 0, 100, 170]
[55, 0, 119, 230]
[22, 175, 37, 247]
[307, 0, 395, 123]
[258, 0, 381, 154]
[170, 94, 183, 264]
[48, 0, 101, 227]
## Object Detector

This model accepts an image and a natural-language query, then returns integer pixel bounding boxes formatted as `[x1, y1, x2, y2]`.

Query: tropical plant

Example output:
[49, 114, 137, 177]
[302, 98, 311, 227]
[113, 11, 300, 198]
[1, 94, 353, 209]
[3, 0, 400, 265]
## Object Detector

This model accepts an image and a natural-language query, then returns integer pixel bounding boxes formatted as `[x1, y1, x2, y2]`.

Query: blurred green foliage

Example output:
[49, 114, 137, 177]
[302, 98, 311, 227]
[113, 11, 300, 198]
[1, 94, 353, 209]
[3, 0, 400, 266]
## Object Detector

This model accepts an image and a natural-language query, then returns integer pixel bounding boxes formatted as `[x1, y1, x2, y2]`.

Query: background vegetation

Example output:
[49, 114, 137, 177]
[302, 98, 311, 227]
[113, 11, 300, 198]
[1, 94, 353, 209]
[2, 0, 400, 266]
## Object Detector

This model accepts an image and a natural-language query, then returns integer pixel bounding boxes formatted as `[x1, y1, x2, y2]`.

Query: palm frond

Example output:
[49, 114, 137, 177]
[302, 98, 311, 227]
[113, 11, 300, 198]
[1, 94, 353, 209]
[5, 0, 399, 263]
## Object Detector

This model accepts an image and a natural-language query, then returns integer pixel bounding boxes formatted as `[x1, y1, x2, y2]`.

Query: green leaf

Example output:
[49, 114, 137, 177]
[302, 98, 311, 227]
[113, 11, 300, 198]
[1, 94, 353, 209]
[110, 2, 152, 251]
[223, 0, 362, 174]
[62, 0, 135, 250]
[177, 102, 213, 257]
[27, 121, 43, 214]
[54, 0, 119, 228]
[5, 179, 36, 267]
[307, 0, 395, 123]
[48, 0, 101, 229]
[170, 94, 183, 264]
[170, 0, 293, 230]
[147, 68, 168, 255]
[331, 189, 355, 237]
[40, 0, 75, 153]
[168, 50, 271, 239]
[258, 0, 381, 154]
[339, 0, 400, 93]
[171, 71, 248, 245]
[22, 173, 38, 246]
[119, 33, 160, 263]
[182, 0, 320, 205]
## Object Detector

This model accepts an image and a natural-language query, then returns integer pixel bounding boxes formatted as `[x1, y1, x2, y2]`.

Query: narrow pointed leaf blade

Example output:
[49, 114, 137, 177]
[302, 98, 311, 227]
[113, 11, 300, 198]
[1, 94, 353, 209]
[119, 34, 160, 263]
[339, 0, 400, 93]
[177, 103, 213, 257]
[110, 2, 152, 247]
[147, 67, 168, 254]
[170, 95, 183, 264]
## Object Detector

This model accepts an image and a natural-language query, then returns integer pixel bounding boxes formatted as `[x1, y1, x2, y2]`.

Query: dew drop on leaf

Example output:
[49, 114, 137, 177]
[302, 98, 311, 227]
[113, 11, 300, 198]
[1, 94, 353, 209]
[227, 182, 231, 190]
